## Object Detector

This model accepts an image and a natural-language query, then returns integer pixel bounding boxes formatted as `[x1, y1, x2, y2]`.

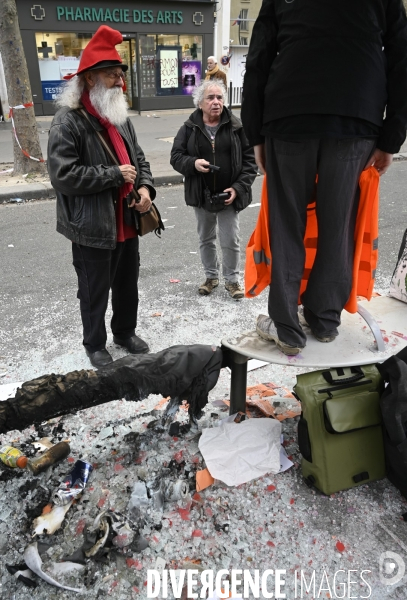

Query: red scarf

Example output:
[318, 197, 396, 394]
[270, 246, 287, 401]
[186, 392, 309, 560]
[81, 89, 133, 202]
[81, 89, 136, 241]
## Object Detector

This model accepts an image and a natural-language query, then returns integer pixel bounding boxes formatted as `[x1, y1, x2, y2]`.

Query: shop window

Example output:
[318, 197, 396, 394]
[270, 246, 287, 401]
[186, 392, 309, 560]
[35, 32, 134, 107]
[139, 34, 202, 98]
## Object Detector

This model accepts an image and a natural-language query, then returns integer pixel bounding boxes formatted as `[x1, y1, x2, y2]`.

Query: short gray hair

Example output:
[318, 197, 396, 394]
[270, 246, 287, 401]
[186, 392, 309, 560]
[192, 80, 228, 108]
[207, 56, 217, 63]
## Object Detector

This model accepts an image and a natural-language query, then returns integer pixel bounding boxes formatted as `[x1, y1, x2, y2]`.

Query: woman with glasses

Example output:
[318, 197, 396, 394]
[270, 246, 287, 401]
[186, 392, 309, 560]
[170, 80, 257, 299]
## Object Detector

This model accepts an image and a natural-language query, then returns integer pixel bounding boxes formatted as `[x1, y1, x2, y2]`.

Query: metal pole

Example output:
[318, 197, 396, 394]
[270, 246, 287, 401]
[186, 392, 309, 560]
[229, 80, 233, 110]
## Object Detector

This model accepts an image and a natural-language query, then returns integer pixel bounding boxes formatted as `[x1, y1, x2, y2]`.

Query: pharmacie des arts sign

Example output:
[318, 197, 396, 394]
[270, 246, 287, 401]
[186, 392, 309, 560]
[55, 5, 185, 24]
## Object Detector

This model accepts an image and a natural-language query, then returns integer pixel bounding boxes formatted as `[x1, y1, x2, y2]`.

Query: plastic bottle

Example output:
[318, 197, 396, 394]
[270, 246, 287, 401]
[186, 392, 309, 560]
[28, 441, 70, 475]
[0, 445, 28, 468]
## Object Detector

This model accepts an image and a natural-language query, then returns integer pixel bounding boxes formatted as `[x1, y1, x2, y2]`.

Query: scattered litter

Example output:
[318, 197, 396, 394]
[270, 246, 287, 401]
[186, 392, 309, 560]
[6, 564, 38, 589]
[31, 437, 54, 451]
[24, 542, 83, 592]
[9, 198, 24, 203]
[53, 459, 93, 505]
[0, 445, 28, 468]
[248, 202, 261, 208]
[166, 225, 175, 229]
[279, 443, 294, 473]
[247, 359, 269, 371]
[154, 556, 166, 573]
[167, 206, 177, 209]
[0, 168, 13, 174]
[190, 251, 197, 254]
[169, 278, 180, 283]
[28, 441, 71, 475]
[49, 562, 85, 576]
[199, 416, 281, 486]
[246, 383, 302, 420]
[196, 468, 214, 492]
[7, 244, 14, 247]
[151, 312, 163, 317]
[32, 501, 74, 536]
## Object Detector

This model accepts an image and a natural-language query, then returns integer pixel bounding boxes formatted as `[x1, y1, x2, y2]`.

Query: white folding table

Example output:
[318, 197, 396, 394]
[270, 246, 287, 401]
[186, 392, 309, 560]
[221, 296, 407, 413]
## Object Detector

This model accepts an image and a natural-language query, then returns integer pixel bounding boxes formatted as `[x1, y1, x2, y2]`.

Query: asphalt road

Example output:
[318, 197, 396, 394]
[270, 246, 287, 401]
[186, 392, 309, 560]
[0, 163, 406, 381]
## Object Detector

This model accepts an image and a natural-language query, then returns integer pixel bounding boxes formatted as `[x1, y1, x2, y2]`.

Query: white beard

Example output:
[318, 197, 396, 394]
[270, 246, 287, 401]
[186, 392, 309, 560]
[89, 78, 129, 126]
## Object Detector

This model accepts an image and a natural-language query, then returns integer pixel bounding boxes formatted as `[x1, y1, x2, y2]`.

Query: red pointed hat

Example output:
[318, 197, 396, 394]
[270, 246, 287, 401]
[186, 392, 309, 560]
[64, 25, 128, 79]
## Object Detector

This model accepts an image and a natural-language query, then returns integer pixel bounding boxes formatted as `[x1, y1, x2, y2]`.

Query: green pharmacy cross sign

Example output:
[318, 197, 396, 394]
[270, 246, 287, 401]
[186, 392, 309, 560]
[56, 6, 184, 24]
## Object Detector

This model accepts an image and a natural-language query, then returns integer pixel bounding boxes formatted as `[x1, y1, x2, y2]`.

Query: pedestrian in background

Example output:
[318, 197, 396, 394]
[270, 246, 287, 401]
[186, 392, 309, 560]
[170, 80, 257, 299]
[205, 56, 227, 86]
[48, 26, 154, 368]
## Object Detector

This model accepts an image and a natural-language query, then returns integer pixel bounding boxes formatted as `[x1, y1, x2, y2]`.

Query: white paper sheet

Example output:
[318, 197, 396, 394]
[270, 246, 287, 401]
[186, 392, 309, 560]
[199, 417, 281, 486]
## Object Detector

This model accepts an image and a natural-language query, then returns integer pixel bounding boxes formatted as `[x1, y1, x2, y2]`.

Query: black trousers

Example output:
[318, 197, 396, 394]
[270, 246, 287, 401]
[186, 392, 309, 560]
[72, 237, 139, 353]
[265, 137, 376, 347]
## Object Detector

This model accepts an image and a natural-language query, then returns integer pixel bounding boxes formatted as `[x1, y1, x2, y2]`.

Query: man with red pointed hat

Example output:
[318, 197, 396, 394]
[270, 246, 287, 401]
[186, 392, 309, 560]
[48, 25, 155, 368]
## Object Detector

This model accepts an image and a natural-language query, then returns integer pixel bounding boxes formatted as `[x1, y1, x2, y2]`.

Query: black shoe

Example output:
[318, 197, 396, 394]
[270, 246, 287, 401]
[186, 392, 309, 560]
[113, 334, 149, 354]
[86, 348, 113, 368]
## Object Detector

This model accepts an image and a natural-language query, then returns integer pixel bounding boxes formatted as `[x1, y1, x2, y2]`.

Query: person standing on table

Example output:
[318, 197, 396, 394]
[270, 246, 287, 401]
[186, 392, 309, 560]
[48, 25, 155, 368]
[241, 0, 407, 355]
[170, 80, 257, 299]
[205, 56, 227, 86]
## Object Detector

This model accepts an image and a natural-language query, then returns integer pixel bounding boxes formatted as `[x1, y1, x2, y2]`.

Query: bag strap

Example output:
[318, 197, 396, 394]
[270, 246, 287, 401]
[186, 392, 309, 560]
[79, 108, 140, 202]
[80, 108, 118, 165]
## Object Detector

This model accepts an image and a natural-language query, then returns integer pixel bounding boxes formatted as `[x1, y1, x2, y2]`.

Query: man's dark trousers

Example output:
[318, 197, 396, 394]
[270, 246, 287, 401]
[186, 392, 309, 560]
[72, 237, 139, 353]
[265, 137, 376, 348]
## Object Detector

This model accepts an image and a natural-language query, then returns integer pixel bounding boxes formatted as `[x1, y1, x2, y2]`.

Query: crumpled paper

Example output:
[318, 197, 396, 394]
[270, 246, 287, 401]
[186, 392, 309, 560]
[198, 416, 281, 486]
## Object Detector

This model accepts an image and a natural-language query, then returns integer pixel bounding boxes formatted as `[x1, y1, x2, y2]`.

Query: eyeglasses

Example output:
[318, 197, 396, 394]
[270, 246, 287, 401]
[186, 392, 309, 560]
[205, 95, 224, 101]
[102, 70, 125, 80]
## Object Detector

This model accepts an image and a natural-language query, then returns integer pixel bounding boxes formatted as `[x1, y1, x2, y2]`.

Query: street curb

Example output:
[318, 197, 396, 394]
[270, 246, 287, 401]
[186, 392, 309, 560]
[0, 181, 56, 203]
[0, 173, 184, 204]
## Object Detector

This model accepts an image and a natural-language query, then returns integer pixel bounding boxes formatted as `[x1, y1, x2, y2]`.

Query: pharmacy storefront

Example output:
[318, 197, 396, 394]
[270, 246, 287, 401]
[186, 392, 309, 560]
[16, 0, 214, 115]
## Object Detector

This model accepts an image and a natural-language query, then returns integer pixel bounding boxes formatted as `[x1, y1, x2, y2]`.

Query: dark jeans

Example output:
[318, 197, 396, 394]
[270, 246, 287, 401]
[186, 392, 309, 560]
[72, 237, 139, 353]
[265, 137, 376, 347]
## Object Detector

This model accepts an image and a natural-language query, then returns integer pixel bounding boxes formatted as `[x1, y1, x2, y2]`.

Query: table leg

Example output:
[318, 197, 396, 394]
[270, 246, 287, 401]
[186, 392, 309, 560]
[221, 346, 248, 415]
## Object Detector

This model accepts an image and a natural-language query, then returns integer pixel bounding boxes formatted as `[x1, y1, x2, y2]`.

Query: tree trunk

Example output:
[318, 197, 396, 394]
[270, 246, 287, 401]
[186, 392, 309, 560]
[0, 0, 46, 175]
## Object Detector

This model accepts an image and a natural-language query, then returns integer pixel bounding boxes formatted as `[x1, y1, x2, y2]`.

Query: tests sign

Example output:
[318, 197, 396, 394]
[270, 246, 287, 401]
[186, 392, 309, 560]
[56, 6, 183, 24]
[42, 80, 64, 101]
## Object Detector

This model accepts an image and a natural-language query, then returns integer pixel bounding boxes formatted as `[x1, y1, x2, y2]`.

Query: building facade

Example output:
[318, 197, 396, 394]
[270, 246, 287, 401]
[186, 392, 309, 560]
[228, 0, 261, 92]
[15, 0, 215, 115]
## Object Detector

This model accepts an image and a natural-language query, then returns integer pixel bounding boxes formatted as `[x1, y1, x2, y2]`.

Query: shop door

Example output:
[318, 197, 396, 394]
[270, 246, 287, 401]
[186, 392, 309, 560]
[116, 39, 134, 109]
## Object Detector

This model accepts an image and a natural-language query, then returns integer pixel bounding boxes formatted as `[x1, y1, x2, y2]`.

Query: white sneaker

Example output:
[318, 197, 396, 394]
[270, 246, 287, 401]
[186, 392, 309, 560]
[256, 314, 303, 355]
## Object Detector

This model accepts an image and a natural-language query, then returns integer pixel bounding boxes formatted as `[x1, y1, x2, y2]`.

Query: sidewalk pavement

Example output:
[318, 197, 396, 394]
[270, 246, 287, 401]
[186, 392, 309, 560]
[0, 108, 241, 202]
[1, 108, 406, 203]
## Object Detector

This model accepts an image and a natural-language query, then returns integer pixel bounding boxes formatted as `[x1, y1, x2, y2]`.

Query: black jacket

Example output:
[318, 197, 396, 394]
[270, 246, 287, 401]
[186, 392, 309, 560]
[48, 107, 156, 249]
[241, 0, 407, 153]
[170, 107, 257, 212]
